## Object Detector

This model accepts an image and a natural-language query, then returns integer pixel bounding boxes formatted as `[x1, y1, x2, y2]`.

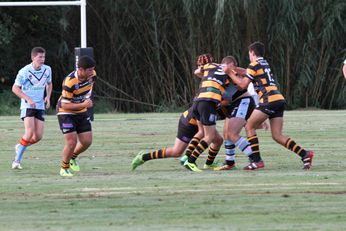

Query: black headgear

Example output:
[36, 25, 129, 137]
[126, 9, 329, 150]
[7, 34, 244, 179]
[78, 55, 96, 69]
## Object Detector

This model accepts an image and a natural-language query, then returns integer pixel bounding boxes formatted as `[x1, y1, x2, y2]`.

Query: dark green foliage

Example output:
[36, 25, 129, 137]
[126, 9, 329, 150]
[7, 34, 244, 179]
[0, 89, 19, 115]
[0, 0, 345, 111]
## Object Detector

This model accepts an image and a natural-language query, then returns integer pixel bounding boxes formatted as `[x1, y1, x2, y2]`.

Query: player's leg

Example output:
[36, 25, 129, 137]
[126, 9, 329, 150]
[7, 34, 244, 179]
[180, 125, 204, 164]
[13, 112, 35, 169]
[184, 101, 217, 171]
[73, 132, 93, 156]
[68, 131, 92, 172]
[57, 114, 77, 176]
[60, 132, 78, 176]
[244, 109, 268, 170]
[182, 130, 204, 160]
[214, 118, 237, 170]
[30, 111, 45, 144]
[270, 117, 314, 170]
[132, 138, 189, 170]
[203, 129, 223, 169]
[215, 117, 248, 171]
[69, 113, 93, 172]
[185, 123, 215, 172]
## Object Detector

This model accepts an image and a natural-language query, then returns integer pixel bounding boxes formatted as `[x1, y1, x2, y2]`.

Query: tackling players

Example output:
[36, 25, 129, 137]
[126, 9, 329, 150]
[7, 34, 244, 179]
[224, 41, 314, 170]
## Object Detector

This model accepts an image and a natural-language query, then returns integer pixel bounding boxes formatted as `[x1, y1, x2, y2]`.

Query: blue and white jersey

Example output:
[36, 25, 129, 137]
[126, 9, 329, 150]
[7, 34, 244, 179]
[14, 63, 52, 110]
[222, 81, 247, 102]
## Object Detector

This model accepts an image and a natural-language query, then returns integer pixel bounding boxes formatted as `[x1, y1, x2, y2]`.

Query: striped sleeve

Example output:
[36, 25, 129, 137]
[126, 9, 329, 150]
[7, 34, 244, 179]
[246, 62, 261, 80]
[61, 77, 74, 103]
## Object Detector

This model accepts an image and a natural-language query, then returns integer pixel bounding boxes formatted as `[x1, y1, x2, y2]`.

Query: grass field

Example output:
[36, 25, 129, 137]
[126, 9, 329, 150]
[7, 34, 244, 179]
[1, 110, 346, 230]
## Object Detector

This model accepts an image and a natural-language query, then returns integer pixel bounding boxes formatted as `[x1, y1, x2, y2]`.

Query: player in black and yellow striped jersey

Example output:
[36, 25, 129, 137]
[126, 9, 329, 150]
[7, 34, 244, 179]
[131, 106, 204, 170]
[57, 56, 96, 177]
[184, 54, 229, 172]
[224, 42, 314, 170]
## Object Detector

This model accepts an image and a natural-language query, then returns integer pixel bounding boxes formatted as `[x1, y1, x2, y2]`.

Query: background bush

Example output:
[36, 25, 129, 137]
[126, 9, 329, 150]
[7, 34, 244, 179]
[0, 0, 345, 112]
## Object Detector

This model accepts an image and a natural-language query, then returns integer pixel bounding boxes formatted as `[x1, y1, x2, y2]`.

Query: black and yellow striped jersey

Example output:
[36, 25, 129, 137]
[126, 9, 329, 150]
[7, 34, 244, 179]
[196, 63, 230, 103]
[180, 106, 197, 126]
[57, 70, 96, 114]
[245, 57, 285, 105]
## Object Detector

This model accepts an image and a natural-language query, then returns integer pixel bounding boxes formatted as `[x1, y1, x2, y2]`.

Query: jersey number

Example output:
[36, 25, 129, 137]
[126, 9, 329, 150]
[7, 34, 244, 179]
[264, 68, 275, 84]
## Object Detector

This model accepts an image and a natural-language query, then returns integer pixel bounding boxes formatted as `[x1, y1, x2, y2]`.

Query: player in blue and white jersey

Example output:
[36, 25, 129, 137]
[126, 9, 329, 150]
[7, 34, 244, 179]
[11, 47, 52, 169]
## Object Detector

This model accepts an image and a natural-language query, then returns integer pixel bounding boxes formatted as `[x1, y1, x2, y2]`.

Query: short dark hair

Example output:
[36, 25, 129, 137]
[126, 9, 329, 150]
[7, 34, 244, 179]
[248, 41, 265, 57]
[221, 56, 238, 66]
[197, 53, 213, 66]
[78, 55, 96, 69]
[31, 47, 46, 57]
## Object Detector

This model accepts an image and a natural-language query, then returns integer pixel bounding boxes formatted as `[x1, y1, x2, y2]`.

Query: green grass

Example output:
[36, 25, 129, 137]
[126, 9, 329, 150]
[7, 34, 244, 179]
[1, 110, 346, 230]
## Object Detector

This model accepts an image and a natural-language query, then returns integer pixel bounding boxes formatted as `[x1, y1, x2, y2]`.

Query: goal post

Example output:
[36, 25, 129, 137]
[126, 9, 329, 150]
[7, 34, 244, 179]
[0, 0, 87, 48]
[1, 0, 95, 119]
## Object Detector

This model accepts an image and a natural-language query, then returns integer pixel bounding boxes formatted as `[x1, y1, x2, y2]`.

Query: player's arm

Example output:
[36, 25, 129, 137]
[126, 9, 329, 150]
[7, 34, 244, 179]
[12, 83, 36, 108]
[223, 66, 251, 90]
[343, 62, 346, 80]
[233, 66, 247, 76]
[45, 82, 53, 109]
[61, 99, 93, 110]
[194, 67, 204, 78]
[220, 99, 230, 107]
[60, 78, 93, 110]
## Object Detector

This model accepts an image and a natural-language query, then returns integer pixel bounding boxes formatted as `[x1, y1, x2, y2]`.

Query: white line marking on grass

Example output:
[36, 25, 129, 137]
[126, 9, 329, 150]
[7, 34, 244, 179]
[62, 182, 342, 195]
[45, 182, 344, 197]
[0, 117, 175, 123]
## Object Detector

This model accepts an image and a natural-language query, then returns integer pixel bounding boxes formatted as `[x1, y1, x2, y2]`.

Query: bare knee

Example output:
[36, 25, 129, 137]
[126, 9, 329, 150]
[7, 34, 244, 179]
[213, 135, 223, 147]
[31, 135, 43, 144]
[169, 147, 183, 158]
[80, 140, 92, 149]
[66, 139, 77, 149]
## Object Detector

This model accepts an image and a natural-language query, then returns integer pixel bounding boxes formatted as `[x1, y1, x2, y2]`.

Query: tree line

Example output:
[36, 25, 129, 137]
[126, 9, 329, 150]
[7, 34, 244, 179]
[0, 0, 345, 112]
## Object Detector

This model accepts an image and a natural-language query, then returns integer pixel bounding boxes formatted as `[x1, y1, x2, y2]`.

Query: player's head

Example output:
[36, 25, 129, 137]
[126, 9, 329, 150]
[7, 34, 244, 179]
[78, 55, 96, 69]
[221, 56, 238, 67]
[248, 41, 265, 59]
[197, 53, 213, 67]
[77, 55, 96, 79]
[31, 47, 46, 69]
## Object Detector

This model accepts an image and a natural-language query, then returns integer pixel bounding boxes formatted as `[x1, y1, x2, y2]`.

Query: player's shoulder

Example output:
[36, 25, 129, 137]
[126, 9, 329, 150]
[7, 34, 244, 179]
[18, 63, 32, 74]
[248, 60, 264, 71]
[63, 71, 77, 87]
[203, 63, 219, 70]
[42, 64, 52, 72]
[248, 60, 259, 68]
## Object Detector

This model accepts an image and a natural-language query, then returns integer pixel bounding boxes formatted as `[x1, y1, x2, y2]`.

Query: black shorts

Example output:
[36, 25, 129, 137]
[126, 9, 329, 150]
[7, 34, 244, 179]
[176, 119, 198, 144]
[225, 96, 256, 120]
[20, 108, 45, 121]
[192, 101, 218, 126]
[257, 100, 286, 119]
[57, 113, 92, 134]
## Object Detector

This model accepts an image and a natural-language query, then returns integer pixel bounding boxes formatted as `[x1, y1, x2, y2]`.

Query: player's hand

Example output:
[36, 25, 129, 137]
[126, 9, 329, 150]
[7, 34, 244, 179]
[88, 70, 97, 79]
[223, 65, 236, 75]
[45, 97, 50, 109]
[220, 100, 229, 106]
[83, 99, 93, 108]
[27, 98, 36, 108]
